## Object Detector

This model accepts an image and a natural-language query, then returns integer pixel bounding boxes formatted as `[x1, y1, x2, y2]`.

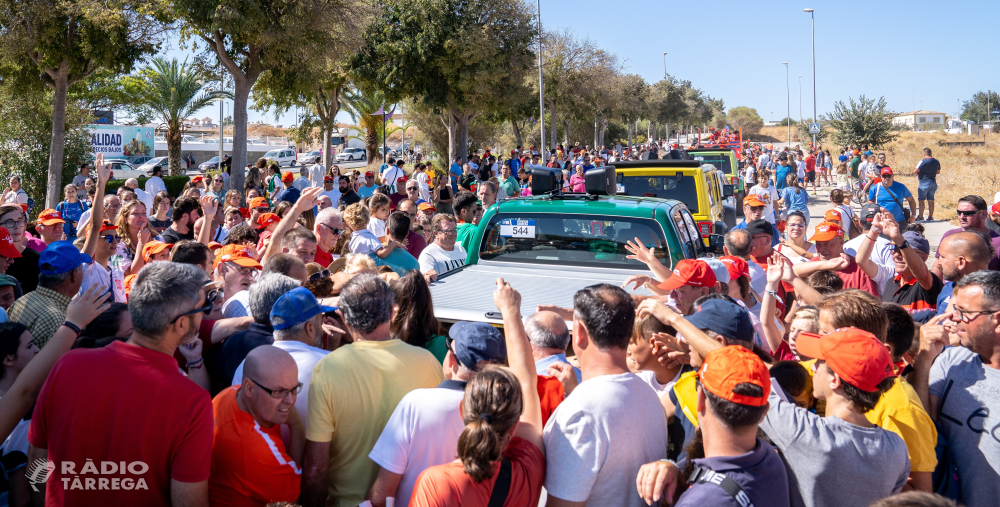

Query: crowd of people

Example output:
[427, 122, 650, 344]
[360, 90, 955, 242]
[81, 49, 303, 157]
[0, 138, 997, 507]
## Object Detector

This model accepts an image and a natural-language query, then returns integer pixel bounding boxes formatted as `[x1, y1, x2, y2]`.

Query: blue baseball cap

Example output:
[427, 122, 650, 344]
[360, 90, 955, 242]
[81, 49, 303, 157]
[38, 241, 92, 275]
[448, 321, 507, 371]
[684, 299, 754, 345]
[270, 287, 337, 330]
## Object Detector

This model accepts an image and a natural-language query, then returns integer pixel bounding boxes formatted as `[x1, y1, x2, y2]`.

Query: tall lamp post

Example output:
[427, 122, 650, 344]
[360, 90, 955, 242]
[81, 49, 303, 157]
[783, 62, 790, 145]
[663, 52, 668, 79]
[804, 8, 817, 147]
[798, 75, 803, 124]
[537, 0, 546, 162]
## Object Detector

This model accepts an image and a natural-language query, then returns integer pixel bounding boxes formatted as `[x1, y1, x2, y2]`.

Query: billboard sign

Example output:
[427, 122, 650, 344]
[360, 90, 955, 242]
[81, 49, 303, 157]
[88, 126, 155, 159]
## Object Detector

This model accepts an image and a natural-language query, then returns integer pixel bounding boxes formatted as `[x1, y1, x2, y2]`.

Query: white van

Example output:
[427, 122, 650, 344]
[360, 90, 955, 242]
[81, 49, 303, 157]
[262, 148, 298, 167]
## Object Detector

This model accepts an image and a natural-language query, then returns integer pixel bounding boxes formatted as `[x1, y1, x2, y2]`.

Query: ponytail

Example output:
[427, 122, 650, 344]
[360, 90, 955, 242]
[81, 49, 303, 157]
[456, 366, 523, 482]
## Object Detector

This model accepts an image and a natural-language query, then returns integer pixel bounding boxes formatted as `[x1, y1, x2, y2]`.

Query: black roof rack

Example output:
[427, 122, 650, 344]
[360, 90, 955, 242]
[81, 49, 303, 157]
[609, 160, 702, 168]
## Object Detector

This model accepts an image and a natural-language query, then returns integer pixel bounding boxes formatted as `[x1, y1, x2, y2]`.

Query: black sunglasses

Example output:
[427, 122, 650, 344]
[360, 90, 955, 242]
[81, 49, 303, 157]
[169, 288, 219, 323]
[309, 269, 331, 282]
[320, 223, 343, 235]
[957, 209, 981, 217]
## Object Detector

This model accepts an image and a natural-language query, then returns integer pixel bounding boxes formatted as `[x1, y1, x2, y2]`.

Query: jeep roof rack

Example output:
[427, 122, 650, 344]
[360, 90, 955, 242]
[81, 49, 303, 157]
[609, 160, 702, 168]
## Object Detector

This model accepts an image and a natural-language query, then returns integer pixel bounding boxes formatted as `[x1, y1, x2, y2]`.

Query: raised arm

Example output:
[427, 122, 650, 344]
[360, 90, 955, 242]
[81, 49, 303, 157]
[760, 253, 786, 354]
[882, 212, 933, 290]
[82, 155, 110, 258]
[494, 278, 543, 453]
[854, 214, 882, 280]
[792, 253, 849, 278]
[196, 195, 218, 247]
[262, 187, 322, 264]
[636, 299, 722, 358]
[625, 238, 673, 281]
[913, 313, 951, 419]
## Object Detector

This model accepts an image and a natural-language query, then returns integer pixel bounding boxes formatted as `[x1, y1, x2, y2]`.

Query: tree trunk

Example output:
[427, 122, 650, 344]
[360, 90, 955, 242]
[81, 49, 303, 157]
[45, 65, 70, 209]
[230, 76, 251, 201]
[563, 121, 569, 148]
[440, 113, 456, 164]
[548, 100, 558, 149]
[321, 128, 332, 169]
[593, 115, 599, 149]
[167, 125, 183, 175]
[511, 120, 523, 148]
[456, 113, 470, 164]
[628, 121, 633, 149]
[365, 126, 379, 165]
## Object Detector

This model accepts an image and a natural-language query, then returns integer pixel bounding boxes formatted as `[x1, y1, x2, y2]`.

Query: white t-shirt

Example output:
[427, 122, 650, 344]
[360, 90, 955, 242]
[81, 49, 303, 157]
[635, 369, 682, 397]
[144, 177, 166, 200]
[843, 233, 894, 273]
[233, 339, 329, 439]
[78, 261, 125, 303]
[747, 258, 767, 295]
[348, 228, 382, 255]
[775, 242, 817, 264]
[309, 163, 325, 188]
[415, 172, 430, 202]
[418, 242, 467, 275]
[796, 160, 806, 179]
[320, 189, 341, 208]
[368, 217, 386, 238]
[749, 184, 780, 224]
[368, 386, 466, 507]
[382, 166, 407, 193]
[543, 372, 668, 506]
[222, 290, 250, 318]
[3, 189, 28, 205]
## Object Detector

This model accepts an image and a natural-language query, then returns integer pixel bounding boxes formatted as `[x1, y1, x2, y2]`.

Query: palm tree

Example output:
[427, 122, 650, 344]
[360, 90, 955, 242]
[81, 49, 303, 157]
[139, 58, 231, 175]
[343, 86, 392, 164]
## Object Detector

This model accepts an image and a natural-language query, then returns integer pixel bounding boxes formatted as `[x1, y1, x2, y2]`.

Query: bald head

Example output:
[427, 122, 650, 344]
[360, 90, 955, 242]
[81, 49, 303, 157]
[524, 311, 571, 351]
[940, 231, 991, 278]
[244, 345, 297, 384]
[125, 178, 139, 189]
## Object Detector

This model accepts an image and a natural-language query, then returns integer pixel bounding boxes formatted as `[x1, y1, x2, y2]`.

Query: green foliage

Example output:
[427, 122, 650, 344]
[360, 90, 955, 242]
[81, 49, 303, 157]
[726, 107, 763, 137]
[0, 86, 90, 217]
[827, 95, 898, 150]
[777, 117, 797, 127]
[960, 90, 1000, 124]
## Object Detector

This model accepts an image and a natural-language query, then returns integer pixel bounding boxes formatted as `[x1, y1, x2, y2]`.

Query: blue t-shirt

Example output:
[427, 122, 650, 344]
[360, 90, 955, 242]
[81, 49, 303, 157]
[56, 200, 88, 238]
[450, 163, 463, 177]
[377, 247, 420, 275]
[676, 439, 790, 507]
[356, 184, 376, 198]
[868, 182, 912, 222]
[774, 165, 793, 190]
[780, 186, 809, 214]
[936, 280, 954, 315]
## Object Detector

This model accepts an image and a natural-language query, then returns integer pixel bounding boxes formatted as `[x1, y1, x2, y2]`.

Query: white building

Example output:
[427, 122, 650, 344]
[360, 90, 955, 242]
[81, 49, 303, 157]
[892, 110, 946, 127]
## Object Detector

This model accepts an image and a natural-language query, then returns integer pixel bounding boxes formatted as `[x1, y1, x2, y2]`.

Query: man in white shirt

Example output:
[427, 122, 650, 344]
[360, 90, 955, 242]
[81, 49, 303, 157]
[417, 214, 466, 276]
[144, 166, 167, 198]
[214, 244, 261, 318]
[366, 321, 507, 507]
[319, 176, 341, 209]
[124, 178, 153, 212]
[232, 287, 334, 436]
[381, 161, 407, 194]
[308, 157, 325, 188]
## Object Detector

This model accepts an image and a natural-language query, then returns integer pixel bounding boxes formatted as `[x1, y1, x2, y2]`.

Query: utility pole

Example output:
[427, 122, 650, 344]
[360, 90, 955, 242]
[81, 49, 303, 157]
[805, 8, 817, 146]
[798, 75, 803, 124]
[537, 0, 546, 162]
[783, 62, 790, 145]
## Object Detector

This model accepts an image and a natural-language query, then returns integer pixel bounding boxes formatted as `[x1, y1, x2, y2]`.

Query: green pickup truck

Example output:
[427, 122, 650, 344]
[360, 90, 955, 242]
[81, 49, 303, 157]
[428, 167, 717, 325]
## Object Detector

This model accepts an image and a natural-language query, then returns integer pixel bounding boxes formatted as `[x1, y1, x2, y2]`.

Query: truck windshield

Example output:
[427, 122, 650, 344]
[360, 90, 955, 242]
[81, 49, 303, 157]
[618, 174, 699, 213]
[692, 154, 733, 174]
[479, 213, 670, 269]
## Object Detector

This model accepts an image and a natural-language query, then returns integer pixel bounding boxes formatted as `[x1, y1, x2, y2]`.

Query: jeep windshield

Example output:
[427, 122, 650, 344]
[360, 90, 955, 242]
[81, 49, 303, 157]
[618, 174, 699, 213]
[478, 212, 669, 269]
[691, 154, 733, 174]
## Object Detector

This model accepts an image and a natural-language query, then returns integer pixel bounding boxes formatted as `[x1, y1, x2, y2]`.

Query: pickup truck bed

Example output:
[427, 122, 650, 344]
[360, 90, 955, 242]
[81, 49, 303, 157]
[429, 260, 654, 325]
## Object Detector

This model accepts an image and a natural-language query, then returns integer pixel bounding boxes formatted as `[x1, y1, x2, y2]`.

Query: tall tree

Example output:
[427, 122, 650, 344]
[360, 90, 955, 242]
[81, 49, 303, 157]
[351, 0, 536, 164]
[0, 0, 169, 207]
[175, 0, 363, 200]
[536, 30, 603, 150]
[726, 106, 764, 138]
[342, 86, 394, 163]
[617, 74, 649, 148]
[136, 58, 230, 175]
[827, 95, 898, 149]
[960, 90, 1000, 125]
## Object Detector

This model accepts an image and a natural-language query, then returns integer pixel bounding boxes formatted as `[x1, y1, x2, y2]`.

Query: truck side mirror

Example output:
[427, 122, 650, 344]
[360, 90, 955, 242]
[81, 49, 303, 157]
[722, 184, 735, 197]
[707, 234, 725, 255]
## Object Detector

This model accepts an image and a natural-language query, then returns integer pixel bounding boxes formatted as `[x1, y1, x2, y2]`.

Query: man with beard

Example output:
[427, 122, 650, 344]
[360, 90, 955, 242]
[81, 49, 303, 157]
[338, 175, 361, 206]
[932, 231, 991, 316]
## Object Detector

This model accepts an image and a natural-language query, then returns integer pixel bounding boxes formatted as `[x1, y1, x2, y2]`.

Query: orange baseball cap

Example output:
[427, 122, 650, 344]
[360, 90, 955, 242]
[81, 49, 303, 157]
[0, 228, 22, 258]
[37, 209, 66, 226]
[719, 255, 749, 280]
[141, 241, 173, 262]
[192, 176, 205, 184]
[85, 220, 118, 235]
[699, 345, 770, 407]
[123, 274, 137, 300]
[824, 209, 842, 222]
[417, 202, 437, 212]
[656, 259, 717, 291]
[213, 243, 262, 271]
[17, 204, 27, 213]
[809, 221, 844, 242]
[794, 327, 895, 392]
[281, 171, 294, 183]
[249, 197, 270, 209]
[256, 212, 279, 229]
[743, 194, 766, 207]
[208, 241, 223, 251]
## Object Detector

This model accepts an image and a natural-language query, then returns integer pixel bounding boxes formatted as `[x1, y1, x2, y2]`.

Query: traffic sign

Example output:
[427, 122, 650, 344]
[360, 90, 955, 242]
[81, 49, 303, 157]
[809, 122, 821, 134]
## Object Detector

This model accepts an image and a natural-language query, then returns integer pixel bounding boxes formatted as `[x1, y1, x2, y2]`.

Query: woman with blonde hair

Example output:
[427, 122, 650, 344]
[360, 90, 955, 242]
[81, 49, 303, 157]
[113, 200, 159, 275]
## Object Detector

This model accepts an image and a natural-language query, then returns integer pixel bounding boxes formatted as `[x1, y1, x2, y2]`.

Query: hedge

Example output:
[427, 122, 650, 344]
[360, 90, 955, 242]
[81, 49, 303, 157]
[105, 176, 192, 198]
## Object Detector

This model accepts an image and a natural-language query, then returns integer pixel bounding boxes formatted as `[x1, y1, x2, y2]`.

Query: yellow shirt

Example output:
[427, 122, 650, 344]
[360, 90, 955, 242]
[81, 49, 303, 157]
[424, 167, 437, 189]
[306, 339, 445, 506]
[866, 376, 938, 472]
[799, 359, 826, 417]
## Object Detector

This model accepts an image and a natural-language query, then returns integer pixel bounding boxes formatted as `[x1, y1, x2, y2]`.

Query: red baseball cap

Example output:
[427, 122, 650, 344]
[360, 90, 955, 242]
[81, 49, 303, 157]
[85, 221, 118, 235]
[256, 212, 279, 229]
[213, 244, 262, 271]
[324, 176, 334, 182]
[743, 194, 766, 207]
[880, 166, 893, 176]
[699, 345, 770, 407]
[0, 228, 21, 258]
[824, 209, 842, 222]
[719, 256, 749, 280]
[249, 197, 270, 209]
[809, 221, 844, 242]
[656, 259, 717, 291]
[37, 209, 66, 226]
[281, 171, 294, 183]
[993, 201, 1000, 216]
[795, 327, 895, 392]
[365, 171, 374, 178]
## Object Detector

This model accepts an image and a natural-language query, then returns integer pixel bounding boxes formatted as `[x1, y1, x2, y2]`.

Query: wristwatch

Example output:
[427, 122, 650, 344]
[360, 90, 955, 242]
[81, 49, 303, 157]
[895, 240, 910, 249]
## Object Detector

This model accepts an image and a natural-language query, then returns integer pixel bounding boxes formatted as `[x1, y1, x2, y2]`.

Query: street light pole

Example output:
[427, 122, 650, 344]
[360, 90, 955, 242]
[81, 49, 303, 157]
[663, 52, 668, 79]
[798, 75, 803, 125]
[536, 0, 546, 162]
[805, 8, 816, 146]
[783, 62, 790, 145]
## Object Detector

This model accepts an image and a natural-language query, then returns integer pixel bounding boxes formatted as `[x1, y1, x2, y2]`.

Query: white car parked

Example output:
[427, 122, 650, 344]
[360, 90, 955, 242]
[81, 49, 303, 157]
[336, 147, 366, 162]
[107, 161, 148, 180]
[298, 150, 321, 164]
[261, 148, 298, 167]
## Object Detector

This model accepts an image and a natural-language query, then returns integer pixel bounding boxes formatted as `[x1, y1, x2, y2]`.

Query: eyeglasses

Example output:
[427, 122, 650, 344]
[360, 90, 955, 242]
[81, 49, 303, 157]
[951, 306, 999, 324]
[0, 219, 25, 229]
[320, 223, 343, 235]
[101, 235, 121, 244]
[309, 269, 331, 282]
[169, 292, 215, 323]
[957, 209, 981, 217]
[227, 264, 258, 277]
[249, 378, 303, 399]
[436, 228, 458, 235]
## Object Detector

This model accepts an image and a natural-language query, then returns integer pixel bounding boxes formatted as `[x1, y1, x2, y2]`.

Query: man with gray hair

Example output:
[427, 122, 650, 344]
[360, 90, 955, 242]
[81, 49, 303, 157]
[218, 273, 300, 383]
[302, 273, 444, 507]
[313, 206, 344, 267]
[27, 262, 214, 505]
[724, 228, 766, 294]
[293, 165, 312, 191]
[124, 177, 153, 211]
[525, 310, 581, 383]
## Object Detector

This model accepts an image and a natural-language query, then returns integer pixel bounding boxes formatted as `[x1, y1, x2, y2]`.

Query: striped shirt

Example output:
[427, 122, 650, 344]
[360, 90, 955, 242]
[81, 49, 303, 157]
[8, 286, 72, 348]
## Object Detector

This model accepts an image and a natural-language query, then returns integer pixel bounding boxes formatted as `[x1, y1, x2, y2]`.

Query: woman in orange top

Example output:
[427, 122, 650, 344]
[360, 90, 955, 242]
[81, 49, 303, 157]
[408, 280, 545, 507]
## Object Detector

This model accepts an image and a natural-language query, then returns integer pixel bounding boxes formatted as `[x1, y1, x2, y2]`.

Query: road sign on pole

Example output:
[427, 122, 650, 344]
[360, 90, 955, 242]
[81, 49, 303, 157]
[808, 122, 821, 134]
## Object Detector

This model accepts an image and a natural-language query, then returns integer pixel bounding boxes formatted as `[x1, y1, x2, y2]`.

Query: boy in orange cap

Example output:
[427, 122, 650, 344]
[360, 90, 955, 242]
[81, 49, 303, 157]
[142, 240, 174, 263]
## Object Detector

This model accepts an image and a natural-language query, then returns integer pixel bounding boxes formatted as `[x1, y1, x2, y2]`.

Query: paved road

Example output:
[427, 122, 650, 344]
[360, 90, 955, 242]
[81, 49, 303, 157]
[186, 159, 369, 176]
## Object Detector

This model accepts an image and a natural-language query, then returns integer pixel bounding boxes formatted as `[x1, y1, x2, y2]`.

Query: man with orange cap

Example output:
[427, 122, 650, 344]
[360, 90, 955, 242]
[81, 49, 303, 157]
[214, 244, 263, 319]
[34, 209, 66, 245]
[793, 221, 882, 297]
[733, 196, 779, 247]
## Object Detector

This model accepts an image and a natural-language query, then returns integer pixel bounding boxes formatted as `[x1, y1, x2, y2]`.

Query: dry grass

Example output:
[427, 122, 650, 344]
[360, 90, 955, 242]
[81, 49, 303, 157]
[754, 126, 805, 143]
[879, 132, 1000, 222]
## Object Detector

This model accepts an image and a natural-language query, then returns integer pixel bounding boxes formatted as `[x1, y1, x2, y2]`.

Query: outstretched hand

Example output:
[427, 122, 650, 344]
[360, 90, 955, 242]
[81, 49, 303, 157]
[295, 187, 323, 213]
[625, 238, 657, 265]
[65, 285, 111, 329]
[493, 278, 522, 315]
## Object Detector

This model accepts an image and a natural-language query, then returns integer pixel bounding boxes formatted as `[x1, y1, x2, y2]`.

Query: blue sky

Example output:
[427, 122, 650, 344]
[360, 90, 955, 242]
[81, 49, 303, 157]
[164, 0, 999, 126]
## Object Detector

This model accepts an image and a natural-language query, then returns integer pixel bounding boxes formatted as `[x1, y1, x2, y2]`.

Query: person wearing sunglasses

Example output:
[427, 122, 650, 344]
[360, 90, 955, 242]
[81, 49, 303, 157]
[313, 207, 345, 269]
[931, 195, 1000, 278]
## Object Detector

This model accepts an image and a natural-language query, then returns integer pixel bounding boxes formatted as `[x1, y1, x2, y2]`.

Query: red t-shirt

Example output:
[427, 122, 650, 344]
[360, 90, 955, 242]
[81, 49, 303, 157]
[536, 375, 564, 426]
[409, 437, 544, 507]
[209, 387, 301, 507]
[812, 255, 879, 297]
[314, 248, 334, 269]
[805, 155, 816, 173]
[29, 340, 213, 506]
